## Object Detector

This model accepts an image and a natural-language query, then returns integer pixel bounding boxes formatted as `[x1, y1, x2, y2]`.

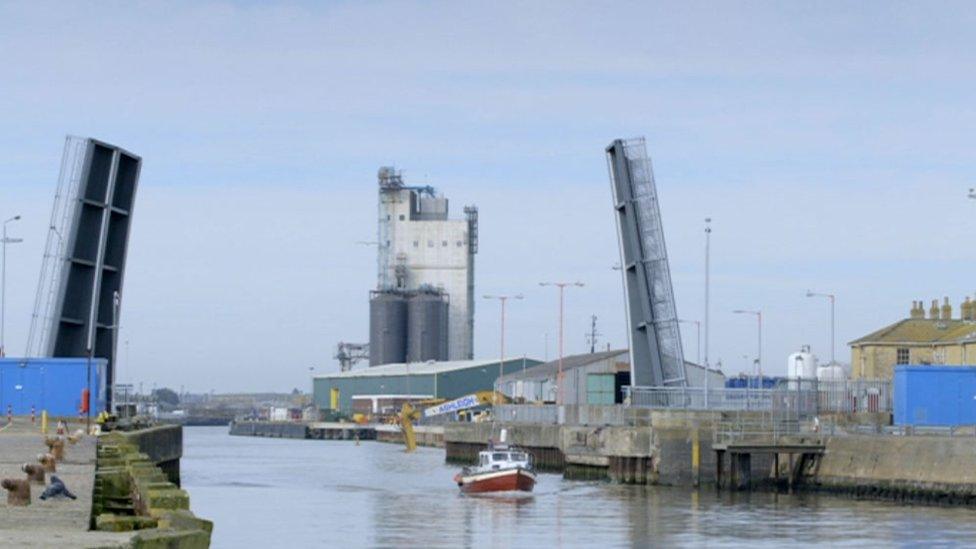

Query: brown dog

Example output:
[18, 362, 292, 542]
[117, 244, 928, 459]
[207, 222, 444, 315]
[22, 463, 45, 484]
[37, 453, 56, 473]
[1, 479, 30, 506]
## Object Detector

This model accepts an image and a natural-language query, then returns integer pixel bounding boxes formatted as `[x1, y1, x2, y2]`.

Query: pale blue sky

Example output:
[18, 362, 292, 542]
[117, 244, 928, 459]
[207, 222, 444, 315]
[2, 1, 975, 391]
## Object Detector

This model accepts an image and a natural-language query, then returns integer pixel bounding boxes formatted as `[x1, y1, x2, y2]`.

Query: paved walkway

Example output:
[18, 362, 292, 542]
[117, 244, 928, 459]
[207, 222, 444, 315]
[0, 419, 134, 548]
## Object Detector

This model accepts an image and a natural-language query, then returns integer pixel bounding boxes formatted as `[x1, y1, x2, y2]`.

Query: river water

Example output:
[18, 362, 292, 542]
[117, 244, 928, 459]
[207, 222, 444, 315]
[182, 426, 976, 548]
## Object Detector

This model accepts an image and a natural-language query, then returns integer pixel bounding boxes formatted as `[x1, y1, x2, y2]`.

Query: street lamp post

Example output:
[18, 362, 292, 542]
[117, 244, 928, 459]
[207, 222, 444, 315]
[733, 309, 762, 383]
[539, 282, 584, 405]
[806, 290, 836, 364]
[1, 215, 23, 358]
[483, 294, 523, 401]
[678, 319, 702, 365]
[704, 218, 711, 368]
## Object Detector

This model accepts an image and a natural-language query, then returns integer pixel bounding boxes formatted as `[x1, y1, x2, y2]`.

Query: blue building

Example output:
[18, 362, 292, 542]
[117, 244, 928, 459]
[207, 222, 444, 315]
[0, 358, 106, 417]
[894, 365, 976, 426]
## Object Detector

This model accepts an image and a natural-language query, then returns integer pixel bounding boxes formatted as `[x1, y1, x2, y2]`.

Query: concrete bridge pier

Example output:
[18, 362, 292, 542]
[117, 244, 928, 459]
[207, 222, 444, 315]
[730, 453, 752, 490]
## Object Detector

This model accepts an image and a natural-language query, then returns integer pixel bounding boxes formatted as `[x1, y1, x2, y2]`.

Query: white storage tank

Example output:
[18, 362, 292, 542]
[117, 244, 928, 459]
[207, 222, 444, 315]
[816, 362, 847, 381]
[787, 346, 818, 379]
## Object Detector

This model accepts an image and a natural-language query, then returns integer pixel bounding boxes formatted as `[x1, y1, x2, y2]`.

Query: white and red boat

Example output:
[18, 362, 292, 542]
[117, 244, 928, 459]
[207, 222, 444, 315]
[453, 438, 536, 494]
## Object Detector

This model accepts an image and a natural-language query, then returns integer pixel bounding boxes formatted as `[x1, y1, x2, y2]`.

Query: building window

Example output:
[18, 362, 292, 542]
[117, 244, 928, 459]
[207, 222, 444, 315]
[897, 348, 909, 364]
[442, 240, 448, 247]
[456, 240, 463, 247]
[399, 214, 405, 221]
[412, 240, 419, 248]
[427, 240, 434, 248]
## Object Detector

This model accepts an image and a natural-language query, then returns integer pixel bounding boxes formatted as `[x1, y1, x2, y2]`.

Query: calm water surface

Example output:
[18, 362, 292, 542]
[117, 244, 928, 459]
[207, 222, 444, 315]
[182, 426, 976, 548]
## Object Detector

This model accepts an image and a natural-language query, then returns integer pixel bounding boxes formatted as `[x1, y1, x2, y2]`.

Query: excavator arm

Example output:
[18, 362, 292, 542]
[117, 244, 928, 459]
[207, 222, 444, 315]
[399, 391, 509, 452]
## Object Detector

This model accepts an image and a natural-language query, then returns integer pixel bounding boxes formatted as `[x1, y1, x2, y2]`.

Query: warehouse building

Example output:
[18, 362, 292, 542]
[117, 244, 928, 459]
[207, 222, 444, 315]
[850, 298, 976, 380]
[495, 349, 726, 405]
[313, 357, 542, 414]
[0, 357, 106, 416]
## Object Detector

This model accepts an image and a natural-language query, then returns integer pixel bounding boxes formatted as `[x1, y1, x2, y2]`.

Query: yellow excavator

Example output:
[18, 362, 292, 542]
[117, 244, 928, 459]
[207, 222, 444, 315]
[399, 391, 509, 452]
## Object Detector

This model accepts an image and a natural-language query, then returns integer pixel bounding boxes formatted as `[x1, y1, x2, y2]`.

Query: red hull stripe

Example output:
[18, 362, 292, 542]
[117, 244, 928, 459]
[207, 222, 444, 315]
[459, 469, 536, 493]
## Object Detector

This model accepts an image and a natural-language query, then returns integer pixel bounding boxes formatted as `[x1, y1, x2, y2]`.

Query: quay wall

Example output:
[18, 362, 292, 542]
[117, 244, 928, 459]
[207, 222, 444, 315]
[374, 425, 444, 448]
[442, 410, 772, 484]
[228, 421, 443, 448]
[229, 421, 308, 439]
[809, 435, 976, 504]
[116, 424, 183, 486]
[94, 431, 212, 547]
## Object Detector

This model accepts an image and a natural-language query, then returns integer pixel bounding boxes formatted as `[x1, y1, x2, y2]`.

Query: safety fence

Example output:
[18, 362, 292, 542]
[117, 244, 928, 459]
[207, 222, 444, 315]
[624, 379, 891, 415]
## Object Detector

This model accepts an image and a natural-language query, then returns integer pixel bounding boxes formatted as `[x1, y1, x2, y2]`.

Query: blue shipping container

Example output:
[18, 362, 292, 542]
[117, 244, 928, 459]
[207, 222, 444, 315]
[0, 358, 107, 417]
[894, 365, 976, 426]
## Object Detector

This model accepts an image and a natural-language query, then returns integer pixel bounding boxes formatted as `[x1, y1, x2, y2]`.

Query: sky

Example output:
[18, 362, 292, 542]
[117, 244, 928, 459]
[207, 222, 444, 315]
[2, 1, 976, 392]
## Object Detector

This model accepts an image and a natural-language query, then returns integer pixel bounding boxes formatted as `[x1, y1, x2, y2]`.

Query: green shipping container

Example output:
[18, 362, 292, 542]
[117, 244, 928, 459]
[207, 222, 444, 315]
[586, 373, 615, 405]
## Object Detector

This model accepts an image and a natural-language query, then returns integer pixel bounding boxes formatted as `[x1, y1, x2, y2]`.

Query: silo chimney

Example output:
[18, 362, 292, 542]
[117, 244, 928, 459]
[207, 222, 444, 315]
[962, 296, 972, 321]
[930, 299, 940, 320]
[941, 297, 952, 320]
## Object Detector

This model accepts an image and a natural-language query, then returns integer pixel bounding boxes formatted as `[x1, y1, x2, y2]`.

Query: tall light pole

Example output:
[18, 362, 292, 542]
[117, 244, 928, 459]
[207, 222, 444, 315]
[704, 218, 711, 368]
[733, 309, 762, 383]
[539, 281, 584, 405]
[1, 215, 23, 358]
[483, 293, 523, 401]
[678, 319, 702, 365]
[806, 290, 836, 364]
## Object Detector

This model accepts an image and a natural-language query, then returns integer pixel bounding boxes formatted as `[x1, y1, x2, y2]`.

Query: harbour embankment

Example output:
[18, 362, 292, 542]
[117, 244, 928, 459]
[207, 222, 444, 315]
[228, 420, 444, 447]
[808, 433, 976, 504]
[0, 420, 209, 548]
[229, 406, 976, 506]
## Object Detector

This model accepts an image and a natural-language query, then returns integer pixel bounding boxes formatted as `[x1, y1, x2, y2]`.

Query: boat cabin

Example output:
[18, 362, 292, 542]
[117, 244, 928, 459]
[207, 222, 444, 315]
[476, 448, 533, 471]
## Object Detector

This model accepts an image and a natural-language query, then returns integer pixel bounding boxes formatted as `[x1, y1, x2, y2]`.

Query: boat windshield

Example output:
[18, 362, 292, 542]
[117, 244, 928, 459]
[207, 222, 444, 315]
[487, 452, 530, 464]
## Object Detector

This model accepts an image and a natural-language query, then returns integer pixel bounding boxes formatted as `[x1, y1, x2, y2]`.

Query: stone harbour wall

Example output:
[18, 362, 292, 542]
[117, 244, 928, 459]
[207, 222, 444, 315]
[809, 434, 976, 504]
[93, 431, 212, 548]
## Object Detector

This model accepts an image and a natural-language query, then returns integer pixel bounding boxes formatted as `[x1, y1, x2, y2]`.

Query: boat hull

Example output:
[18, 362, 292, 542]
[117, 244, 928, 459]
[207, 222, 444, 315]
[456, 468, 536, 494]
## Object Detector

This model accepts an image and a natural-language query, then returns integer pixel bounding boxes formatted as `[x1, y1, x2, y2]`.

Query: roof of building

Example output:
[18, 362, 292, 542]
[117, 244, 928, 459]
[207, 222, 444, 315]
[849, 318, 976, 346]
[496, 349, 724, 383]
[496, 349, 629, 383]
[314, 357, 542, 379]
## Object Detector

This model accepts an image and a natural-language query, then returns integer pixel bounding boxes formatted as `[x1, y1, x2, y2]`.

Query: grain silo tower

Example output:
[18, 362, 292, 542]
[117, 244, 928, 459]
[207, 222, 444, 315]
[369, 167, 477, 365]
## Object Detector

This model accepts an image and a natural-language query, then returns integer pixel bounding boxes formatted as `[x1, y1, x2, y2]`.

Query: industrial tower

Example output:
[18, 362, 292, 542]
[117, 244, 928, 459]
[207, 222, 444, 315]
[369, 167, 477, 365]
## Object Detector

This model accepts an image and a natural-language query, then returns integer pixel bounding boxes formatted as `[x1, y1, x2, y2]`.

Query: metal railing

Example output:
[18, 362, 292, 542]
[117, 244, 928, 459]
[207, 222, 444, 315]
[625, 379, 891, 415]
[714, 417, 807, 446]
